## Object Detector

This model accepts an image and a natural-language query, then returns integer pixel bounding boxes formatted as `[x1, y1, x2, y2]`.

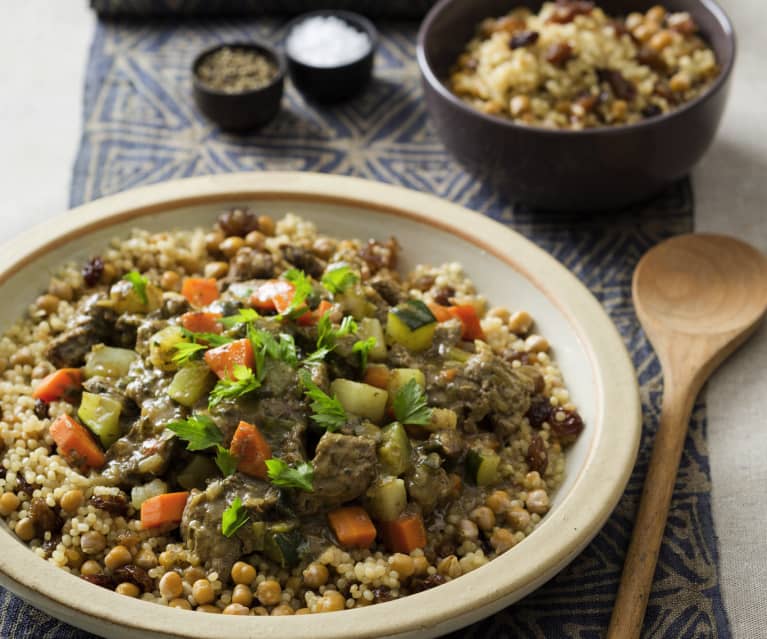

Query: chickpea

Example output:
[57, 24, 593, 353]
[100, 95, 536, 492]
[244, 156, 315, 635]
[48, 279, 73, 301]
[192, 579, 215, 605]
[646, 5, 666, 23]
[470, 506, 496, 532]
[100, 262, 117, 285]
[59, 489, 84, 514]
[116, 582, 140, 597]
[311, 238, 335, 259]
[649, 29, 673, 51]
[257, 215, 275, 237]
[135, 548, 158, 570]
[490, 527, 516, 554]
[204, 261, 229, 279]
[36, 294, 60, 314]
[65, 548, 83, 569]
[230, 561, 256, 585]
[458, 519, 479, 542]
[0, 492, 20, 516]
[632, 22, 659, 42]
[184, 566, 206, 583]
[302, 562, 329, 589]
[271, 604, 295, 616]
[159, 551, 177, 569]
[80, 560, 102, 577]
[159, 571, 184, 599]
[487, 307, 511, 323]
[388, 553, 415, 579]
[231, 584, 253, 607]
[104, 545, 132, 571]
[205, 230, 225, 254]
[508, 310, 533, 334]
[223, 603, 250, 615]
[256, 579, 282, 607]
[526, 489, 550, 515]
[295, 607, 311, 615]
[220, 236, 245, 259]
[253, 606, 269, 616]
[245, 230, 266, 250]
[506, 506, 532, 531]
[160, 270, 180, 291]
[169, 598, 192, 610]
[437, 555, 462, 579]
[525, 334, 549, 353]
[486, 490, 512, 515]
[15, 517, 36, 541]
[80, 531, 107, 555]
[412, 556, 430, 576]
[670, 71, 691, 92]
[197, 605, 221, 614]
[317, 590, 346, 612]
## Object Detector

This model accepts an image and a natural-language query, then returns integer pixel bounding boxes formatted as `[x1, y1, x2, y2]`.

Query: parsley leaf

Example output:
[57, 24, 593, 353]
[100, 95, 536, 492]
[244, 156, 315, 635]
[299, 369, 347, 432]
[215, 445, 238, 477]
[392, 378, 432, 426]
[352, 336, 377, 370]
[316, 313, 358, 352]
[219, 308, 260, 329]
[282, 268, 313, 319]
[179, 327, 233, 348]
[248, 326, 299, 370]
[123, 270, 149, 305]
[208, 364, 261, 408]
[172, 341, 207, 366]
[265, 458, 314, 492]
[166, 414, 223, 451]
[321, 264, 359, 295]
[221, 497, 249, 538]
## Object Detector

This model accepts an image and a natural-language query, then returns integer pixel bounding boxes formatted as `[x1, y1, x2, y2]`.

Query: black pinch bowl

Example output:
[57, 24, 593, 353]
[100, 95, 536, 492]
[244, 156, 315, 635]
[417, 0, 736, 211]
[192, 41, 286, 132]
[284, 10, 378, 103]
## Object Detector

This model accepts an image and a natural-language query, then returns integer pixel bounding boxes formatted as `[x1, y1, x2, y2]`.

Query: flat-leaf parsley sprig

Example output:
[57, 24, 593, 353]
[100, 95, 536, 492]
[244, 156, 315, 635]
[265, 458, 314, 492]
[392, 378, 432, 426]
[321, 264, 359, 295]
[123, 270, 149, 305]
[221, 497, 249, 537]
[166, 414, 237, 476]
[208, 364, 261, 408]
[299, 369, 347, 432]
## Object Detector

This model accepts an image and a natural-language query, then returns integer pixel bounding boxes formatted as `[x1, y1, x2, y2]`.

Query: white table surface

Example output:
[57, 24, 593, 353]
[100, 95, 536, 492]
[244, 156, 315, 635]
[1, 2, 764, 636]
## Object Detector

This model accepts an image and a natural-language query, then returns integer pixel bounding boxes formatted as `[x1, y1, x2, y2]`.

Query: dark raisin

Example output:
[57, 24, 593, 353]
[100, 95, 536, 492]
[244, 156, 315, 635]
[33, 399, 49, 420]
[413, 274, 435, 292]
[551, 409, 585, 437]
[610, 19, 629, 37]
[637, 46, 667, 72]
[432, 285, 455, 306]
[81, 574, 113, 588]
[411, 574, 447, 593]
[526, 434, 548, 475]
[30, 498, 63, 537]
[228, 247, 276, 281]
[574, 92, 598, 113]
[372, 585, 394, 603]
[16, 474, 35, 496]
[597, 68, 637, 101]
[217, 208, 259, 237]
[549, 0, 594, 24]
[82, 256, 105, 287]
[371, 278, 404, 306]
[41, 534, 62, 558]
[641, 104, 663, 118]
[545, 42, 574, 66]
[112, 565, 153, 593]
[0, 466, 6, 480]
[358, 238, 400, 273]
[510, 30, 539, 49]
[90, 494, 129, 516]
[525, 396, 553, 428]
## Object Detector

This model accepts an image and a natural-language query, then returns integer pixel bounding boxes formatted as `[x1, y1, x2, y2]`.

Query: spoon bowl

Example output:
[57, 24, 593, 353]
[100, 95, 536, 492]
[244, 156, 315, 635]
[609, 234, 767, 638]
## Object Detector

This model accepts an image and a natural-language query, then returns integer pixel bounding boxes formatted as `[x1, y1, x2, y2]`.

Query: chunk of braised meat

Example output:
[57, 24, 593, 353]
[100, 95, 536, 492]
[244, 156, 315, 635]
[405, 452, 451, 514]
[597, 68, 637, 101]
[46, 294, 116, 368]
[432, 285, 455, 306]
[545, 42, 574, 66]
[370, 277, 404, 307]
[82, 256, 105, 287]
[426, 429, 465, 459]
[359, 237, 399, 274]
[281, 245, 326, 279]
[90, 494, 130, 516]
[548, 0, 594, 24]
[526, 434, 548, 475]
[29, 498, 62, 536]
[412, 274, 435, 292]
[510, 30, 539, 49]
[113, 565, 153, 593]
[160, 293, 190, 318]
[217, 208, 260, 237]
[228, 247, 275, 281]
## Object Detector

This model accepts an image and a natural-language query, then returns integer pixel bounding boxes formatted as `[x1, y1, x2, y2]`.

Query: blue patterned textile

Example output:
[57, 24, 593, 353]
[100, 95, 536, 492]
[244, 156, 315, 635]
[0, 17, 731, 639]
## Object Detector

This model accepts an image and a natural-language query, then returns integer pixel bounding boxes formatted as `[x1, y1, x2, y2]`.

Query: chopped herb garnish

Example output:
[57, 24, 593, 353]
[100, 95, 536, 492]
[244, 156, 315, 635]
[282, 268, 313, 319]
[215, 445, 238, 477]
[265, 458, 314, 492]
[123, 270, 149, 305]
[172, 341, 207, 366]
[321, 264, 359, 295]
[208, 364, 261, 408]
[180, 327, 233, 348]
[316, 313, 358, 352]
[392, 378, 432, 426]
[221, 497, 249, 538]
[299, 369, 347, 432]
[352, 336, 377, 370]
[167, 414, 223, 451]
[248, 326, 299, 369]
[219, 308, 260, 329]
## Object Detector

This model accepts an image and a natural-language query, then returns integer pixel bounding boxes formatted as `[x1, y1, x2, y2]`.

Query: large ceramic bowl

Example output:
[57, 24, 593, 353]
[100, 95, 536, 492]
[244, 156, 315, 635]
[417, 0, 735, 211]
[0, 173, 640, 638]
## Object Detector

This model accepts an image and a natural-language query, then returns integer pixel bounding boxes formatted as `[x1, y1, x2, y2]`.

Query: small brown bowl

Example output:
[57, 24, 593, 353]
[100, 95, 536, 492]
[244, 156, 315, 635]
[417, 0, 736, 211]
[192, 41, 286, 132]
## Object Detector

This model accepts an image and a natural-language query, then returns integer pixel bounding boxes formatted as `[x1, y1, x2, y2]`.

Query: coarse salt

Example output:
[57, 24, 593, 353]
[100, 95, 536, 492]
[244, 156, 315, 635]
[286, 15, 371, 67]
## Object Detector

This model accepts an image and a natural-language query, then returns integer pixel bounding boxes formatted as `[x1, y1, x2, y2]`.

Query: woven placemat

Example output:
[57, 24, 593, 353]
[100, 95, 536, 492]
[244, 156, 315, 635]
[1, 17, 731, 639]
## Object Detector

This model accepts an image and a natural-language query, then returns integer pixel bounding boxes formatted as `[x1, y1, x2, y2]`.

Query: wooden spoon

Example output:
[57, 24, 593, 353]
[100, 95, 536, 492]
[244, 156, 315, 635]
[608, 234, 767, 639]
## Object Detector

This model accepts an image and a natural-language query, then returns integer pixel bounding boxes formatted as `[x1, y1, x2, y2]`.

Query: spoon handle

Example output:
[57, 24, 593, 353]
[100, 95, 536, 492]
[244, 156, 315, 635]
[607, 379, 697, 639]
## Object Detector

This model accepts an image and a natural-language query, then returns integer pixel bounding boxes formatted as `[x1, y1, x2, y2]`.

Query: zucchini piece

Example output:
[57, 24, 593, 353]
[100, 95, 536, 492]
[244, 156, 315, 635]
[330, 379, 389, 424]
[357, 318, 387, 361]
[176, 455, 218, 490]
[446, 347, 471, 363]
[149, 325, 187, 372]
[378, 422, 412, 476]
[77, 392, 122, 448]
[168, 361, 215, 407]
[426, 408, 458, 432]
[109, 278, 162, 314]
[337, 286, 376, 319]
[84, 345, 139, 379]
[386, 368, 426, 404]
[366, 477, 407, 522]
[251, 521, 266, 552]
[264, 526, 302, 568]
[466, 449, 501, 486]
[386, 302, 437, 352]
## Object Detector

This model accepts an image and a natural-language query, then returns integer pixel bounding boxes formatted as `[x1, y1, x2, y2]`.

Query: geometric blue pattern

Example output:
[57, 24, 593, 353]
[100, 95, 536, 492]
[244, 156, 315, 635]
[1, 16, 731, 639]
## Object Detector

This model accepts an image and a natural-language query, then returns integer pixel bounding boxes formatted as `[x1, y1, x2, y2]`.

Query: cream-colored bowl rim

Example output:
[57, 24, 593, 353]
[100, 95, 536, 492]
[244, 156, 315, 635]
[0, 172, 640, 638]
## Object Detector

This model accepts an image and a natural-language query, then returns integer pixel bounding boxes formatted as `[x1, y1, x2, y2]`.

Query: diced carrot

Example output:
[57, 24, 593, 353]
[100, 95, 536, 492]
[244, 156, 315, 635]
[250, 280, 295, 312]
[204, 338, 254, 380]
[448, 305, 486, 341]
[328, 506, 377, 549]
[49, 414, 105, 471]
[181, 277, 219, 307]
[441, 368, 458, 383]
[229, 421, 272, 479]
[363, 364, 390, 389]
[427, 302, 453, 323]
[180, 311, 222, 334]
[297, 300, 332, 326]
[140, 492, 190, 529]
[379, 512, 427, 553]
[32, 368, 82, 403]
